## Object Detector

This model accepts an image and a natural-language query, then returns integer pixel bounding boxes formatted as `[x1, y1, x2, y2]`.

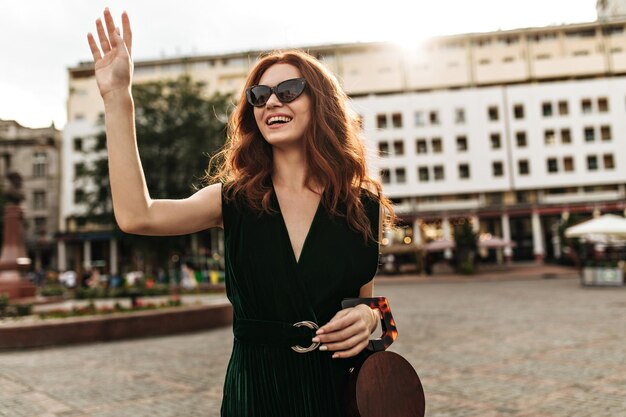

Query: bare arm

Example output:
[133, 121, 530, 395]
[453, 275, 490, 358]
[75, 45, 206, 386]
[87, 9, 222, 235]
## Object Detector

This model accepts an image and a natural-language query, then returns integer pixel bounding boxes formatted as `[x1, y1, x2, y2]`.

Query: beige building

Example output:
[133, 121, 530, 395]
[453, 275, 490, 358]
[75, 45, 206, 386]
[63, 13, 626, 270]
[0, 119, 62, 271]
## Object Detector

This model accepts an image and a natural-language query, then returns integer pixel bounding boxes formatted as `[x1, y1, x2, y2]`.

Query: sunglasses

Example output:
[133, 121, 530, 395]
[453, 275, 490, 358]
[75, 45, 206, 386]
[246, 78, 307, 107]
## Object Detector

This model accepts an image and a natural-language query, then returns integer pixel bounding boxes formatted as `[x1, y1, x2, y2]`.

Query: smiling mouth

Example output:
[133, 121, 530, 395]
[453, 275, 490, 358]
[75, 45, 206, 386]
[266, 116, 293, 126]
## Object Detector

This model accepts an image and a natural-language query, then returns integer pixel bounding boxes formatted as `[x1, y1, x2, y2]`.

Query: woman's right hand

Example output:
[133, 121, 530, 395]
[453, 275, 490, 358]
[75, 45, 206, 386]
[87, 8, 133, 99]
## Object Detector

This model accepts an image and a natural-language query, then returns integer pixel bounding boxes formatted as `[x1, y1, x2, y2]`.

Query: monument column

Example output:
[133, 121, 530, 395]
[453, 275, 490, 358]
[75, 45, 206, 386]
[0, 172, 35, 299]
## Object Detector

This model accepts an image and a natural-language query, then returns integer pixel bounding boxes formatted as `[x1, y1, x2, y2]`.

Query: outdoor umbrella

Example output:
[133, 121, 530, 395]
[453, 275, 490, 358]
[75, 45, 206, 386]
[565, 214, 626, 239]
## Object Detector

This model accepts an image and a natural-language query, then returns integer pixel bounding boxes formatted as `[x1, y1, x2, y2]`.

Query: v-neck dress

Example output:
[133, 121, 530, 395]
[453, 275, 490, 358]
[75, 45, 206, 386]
[220, 183, 380, 417]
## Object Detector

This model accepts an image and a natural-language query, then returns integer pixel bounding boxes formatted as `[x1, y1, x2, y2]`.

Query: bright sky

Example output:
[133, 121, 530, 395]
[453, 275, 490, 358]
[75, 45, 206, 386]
[0, 0, 597, 129]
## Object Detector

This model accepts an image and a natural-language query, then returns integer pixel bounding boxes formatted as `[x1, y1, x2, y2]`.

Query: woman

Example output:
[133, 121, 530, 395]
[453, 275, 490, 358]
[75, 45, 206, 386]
[87, 8, 395, 416]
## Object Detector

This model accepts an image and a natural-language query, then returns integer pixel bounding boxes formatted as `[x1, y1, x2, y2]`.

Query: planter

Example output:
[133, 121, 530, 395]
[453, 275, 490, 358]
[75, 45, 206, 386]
[0, 302, 233, 349]
[581, 267, 624, 286]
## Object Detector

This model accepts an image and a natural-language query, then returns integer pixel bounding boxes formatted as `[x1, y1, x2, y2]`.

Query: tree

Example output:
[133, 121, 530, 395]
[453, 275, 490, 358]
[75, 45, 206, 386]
[454, 220, 478, 274]
[77, 75, 231, 275]
[557, 214, 583, 268]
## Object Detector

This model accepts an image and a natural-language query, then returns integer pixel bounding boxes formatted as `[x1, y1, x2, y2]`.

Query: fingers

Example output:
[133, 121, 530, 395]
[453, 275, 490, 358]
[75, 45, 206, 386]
[328, 337, 369, 359]
[317, 319, 369, 343]
[89, 9, 130, 62]
[87, 33, 102, 61]
[103, 8, 117, 46]
[95, 18, 111, 53]
[316, 309, 351, 335]
[122, 11, 133, 56]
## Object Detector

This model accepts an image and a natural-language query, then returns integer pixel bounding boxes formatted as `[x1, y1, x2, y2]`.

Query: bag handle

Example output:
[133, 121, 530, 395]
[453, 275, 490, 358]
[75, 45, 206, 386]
[341, 297, 398, 352]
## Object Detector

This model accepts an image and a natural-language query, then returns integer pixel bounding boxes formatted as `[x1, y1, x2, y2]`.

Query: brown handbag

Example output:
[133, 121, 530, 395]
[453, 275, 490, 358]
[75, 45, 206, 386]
[341, 297, 426, 417]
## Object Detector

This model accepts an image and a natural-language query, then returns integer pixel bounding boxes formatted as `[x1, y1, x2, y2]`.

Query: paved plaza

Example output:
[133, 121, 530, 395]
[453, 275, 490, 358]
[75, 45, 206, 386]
[1, 270, 625, 416]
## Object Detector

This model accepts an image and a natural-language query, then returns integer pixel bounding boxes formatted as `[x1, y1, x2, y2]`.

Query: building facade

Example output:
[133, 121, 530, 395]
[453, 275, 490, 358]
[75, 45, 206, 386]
[63, 14, 626, 270]
[0, 120, 62, 270]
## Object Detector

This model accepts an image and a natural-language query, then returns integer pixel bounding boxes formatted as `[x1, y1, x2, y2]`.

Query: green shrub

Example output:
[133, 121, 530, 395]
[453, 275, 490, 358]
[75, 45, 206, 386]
[0, 293, 8, 314]
[41, 285, 65, 297]
[15, 303, 32, 316]
[458, 260, 475, 275]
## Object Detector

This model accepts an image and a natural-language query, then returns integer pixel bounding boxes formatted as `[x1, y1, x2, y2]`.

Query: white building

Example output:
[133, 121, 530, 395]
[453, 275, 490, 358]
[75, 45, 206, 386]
[62, 13, 626, 270]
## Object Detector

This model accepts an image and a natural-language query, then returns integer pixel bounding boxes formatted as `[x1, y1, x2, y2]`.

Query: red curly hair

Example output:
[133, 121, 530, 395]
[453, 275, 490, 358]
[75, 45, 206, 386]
[206, 50, 395, 242]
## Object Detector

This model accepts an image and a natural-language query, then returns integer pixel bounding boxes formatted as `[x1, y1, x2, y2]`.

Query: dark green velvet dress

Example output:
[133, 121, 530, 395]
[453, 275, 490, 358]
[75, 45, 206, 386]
[220, 183, 380, 417]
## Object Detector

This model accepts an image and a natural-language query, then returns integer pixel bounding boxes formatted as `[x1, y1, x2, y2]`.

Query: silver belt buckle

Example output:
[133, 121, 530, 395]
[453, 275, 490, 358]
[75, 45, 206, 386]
[291, 321, 320, 353]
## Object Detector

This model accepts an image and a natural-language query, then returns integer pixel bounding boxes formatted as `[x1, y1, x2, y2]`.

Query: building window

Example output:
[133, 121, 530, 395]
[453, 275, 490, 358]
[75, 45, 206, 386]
[393, 140, 404, 156]
[378, 142, 389, 157]
[73, 137, 83, 151]
[516, 131, 527, 147]
[380, 169, 390, 184]
[416, 139, 427, 154]
[518, 160, 530, 175]
[513, 104, 524, 119]
[74, 189, 87, 204]
[391, 113, 403, 128]
[560, 128, 572, 144]
[433, 165, 445, 181]
[34, 217, 47, 235]
[565, 29, 597, 38]
[74, 162, 86, 179]
[395, 167, 406, 183]
[492, 161, 504, 177]
[455, 108, 465, 124]
[547, 158, 558, 173]
[431, 138, 443, 153]
[32, 152, 48, 178]
[544, 129, 556, 145]
[601, 125, 612, 141]
[584, 127, 595, 142]
[598, 97, 609, 113]
[429, 111, 440, 125]
[456, 136, 468, 152]
[33, 190, 46, 210]
[490, 133, 501, 149]
[581, 98, 592, 114]
[542, 102, 553, 117]
[376, 114, 387, 129]
[603, 154, 615, 169]
[418, 166, 429, 182]
[458, 163, 470, 179]
[414, 111, 424, 126]
[488, 106, 499, 121]
[587, 155, 598, 171]
[558, 100, 569, 115]
[563, 156, 575, 172]
[602, 25, 625, 36]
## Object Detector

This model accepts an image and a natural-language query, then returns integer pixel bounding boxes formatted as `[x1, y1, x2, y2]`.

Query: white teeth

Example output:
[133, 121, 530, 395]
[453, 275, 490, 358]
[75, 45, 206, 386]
[267, 116, 292, 125]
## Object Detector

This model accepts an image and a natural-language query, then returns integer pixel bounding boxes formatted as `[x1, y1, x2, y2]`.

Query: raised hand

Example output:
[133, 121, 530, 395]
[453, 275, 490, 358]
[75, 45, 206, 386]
[87, 8, 133, 99]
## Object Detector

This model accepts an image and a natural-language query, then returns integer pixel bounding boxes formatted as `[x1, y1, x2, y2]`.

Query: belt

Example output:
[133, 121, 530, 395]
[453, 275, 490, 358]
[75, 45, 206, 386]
[234, 318, 321, 353]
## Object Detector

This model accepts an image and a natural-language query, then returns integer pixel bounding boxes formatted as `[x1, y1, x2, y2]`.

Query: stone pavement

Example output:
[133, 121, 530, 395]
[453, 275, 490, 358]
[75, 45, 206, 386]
[1, 267, 625, 417]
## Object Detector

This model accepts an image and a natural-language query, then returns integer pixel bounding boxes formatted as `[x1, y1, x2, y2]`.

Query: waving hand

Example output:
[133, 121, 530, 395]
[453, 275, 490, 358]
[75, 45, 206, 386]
[87, 8, 133, 99]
